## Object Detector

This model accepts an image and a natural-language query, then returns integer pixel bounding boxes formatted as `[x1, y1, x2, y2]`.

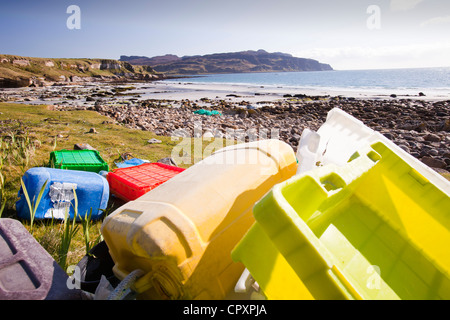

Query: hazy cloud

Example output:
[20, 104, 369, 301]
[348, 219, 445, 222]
[420, 15, 450, 27]
[390, 0, 424, 12]
[295, 41, 450, 69]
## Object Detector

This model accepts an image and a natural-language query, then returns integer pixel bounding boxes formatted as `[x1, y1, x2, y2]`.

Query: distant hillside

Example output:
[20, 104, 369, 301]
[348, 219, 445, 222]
[0, 54, 165, 88]
[120, 54, 181, 66]
[120, 49, 333, 75]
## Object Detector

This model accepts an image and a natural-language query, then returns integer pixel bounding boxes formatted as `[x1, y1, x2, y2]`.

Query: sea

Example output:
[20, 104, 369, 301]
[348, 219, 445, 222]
[162, 67, 450, 99]
[4, 66, 450, 104]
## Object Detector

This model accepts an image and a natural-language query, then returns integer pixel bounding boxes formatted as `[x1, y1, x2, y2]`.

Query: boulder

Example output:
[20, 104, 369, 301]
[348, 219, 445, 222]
[13, 60, 30, 67]
[424, 133, 441, 142]
[147, 138, 162, 144]
[157, 157, 178, 167]
[421, 156, 447, 169]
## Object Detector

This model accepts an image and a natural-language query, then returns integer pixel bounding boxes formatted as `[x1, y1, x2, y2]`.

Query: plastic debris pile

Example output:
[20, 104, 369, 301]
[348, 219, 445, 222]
[1, 108, 449, 300]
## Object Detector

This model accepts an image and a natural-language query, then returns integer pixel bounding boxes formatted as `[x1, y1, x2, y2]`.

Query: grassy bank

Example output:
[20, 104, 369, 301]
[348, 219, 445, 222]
[0, 102, 215, 270]
[0, 54, 159, 85]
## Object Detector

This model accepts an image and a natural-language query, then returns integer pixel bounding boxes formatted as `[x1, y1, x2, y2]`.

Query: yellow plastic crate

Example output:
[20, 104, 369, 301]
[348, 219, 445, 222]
[232, 223, 314, 300]
[232, 141, 450, 300]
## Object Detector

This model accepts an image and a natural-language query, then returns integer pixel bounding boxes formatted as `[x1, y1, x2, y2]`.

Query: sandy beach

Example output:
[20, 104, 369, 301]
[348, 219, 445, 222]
[2, 79, 448, 106]
[127, 80, 450, 102]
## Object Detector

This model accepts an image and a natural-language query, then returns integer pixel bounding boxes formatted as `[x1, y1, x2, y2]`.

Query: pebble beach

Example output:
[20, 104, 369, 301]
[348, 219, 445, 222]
[1, 81, 449, 173]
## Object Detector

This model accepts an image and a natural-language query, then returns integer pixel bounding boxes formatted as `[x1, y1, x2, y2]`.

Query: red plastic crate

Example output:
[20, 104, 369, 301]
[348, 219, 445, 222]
[107, 163, 185, 202]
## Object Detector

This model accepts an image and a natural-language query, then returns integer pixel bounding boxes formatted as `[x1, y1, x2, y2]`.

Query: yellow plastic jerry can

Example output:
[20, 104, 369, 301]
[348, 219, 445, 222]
[101, 139, 297, 300]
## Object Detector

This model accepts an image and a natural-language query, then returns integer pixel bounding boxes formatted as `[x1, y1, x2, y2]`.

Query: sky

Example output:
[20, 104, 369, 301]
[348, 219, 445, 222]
[0, 0, 449, 70]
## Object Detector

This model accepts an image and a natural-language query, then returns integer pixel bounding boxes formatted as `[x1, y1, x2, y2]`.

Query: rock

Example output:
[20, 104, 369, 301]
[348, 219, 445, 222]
[88, 127, 98, 134]
[421, 156, 447, 169]
[415, 122, 427, 132]
[70, 76, 84, 83]
[442, 119, 450, 131]
[424, 133, 441, 142]
[203, 131, 214, 138]
[289, 134, 301, 143]
[398, 144, 410, 153]
[74, 143, 96, 150]
[13, 60, 30, 67]
[239, 111, 248, 119]
[157, 157, 177, 167]
[147, 138, 162, 144]
[382, 133, 393, 140]
[418, 92, 426, 97]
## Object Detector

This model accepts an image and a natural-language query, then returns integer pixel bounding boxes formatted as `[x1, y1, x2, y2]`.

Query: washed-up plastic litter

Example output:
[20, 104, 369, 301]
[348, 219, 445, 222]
[296, 107, 449, 192]
[232, 107, 450, 300]
[50, 149, 109, 173]
[16, 167, 109, 221]
[233, 140, 450, 299]
[193, 109, 222, 116]
[0, 218, 82, 300]
[7, 105, 448, 301]
[114, 157, 149, 168]
[107, 162, 185, 202]
[101, 139, 298, 300]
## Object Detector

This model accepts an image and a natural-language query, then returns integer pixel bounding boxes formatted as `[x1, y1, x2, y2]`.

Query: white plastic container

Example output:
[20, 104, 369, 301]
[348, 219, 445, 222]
[296, 128, 321, 174]
[296, 107, 450, 194]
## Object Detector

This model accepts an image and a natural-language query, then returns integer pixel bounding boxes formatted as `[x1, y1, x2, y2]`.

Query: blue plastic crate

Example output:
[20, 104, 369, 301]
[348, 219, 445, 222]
[16, 167, 109, 221]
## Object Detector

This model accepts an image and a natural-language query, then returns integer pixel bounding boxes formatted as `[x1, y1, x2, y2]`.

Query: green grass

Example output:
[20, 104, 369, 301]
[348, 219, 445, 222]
[0, 102, 234, 271]
[0, 102, 192, 269]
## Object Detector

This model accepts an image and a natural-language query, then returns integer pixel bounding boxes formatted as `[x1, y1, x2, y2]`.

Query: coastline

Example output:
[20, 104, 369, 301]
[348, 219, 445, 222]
[149, 66, 450, 102]
[2, 78, 449, 106]
[1, 80, 449, 173]
[131, 80, 450, 102]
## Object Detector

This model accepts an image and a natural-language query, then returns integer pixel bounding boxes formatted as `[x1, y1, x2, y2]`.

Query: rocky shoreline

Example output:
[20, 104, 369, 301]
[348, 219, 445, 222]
[70, 98, 450, 173]
[1, 84, 449, 173]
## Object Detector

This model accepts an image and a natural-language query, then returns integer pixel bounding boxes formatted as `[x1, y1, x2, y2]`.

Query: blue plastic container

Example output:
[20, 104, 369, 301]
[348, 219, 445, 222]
[16, 167, 109, 221]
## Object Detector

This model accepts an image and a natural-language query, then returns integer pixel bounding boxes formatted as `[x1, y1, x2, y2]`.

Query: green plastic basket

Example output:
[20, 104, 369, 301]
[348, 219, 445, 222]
[50, 150, 109, 173]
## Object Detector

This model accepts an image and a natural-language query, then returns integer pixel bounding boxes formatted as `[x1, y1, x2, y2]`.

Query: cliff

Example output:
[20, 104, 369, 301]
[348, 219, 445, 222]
[0, 54, 165, 88]
[120, 49, 333, 75]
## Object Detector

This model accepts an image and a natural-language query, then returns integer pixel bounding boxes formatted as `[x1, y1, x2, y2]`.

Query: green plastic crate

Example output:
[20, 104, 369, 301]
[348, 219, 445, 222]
[50, 150, 109, 173]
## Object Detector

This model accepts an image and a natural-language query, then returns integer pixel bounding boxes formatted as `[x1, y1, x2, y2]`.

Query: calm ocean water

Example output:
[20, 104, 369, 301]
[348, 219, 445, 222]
[166, 67, 450, 97]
